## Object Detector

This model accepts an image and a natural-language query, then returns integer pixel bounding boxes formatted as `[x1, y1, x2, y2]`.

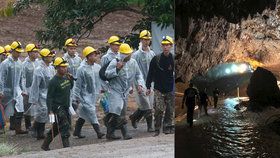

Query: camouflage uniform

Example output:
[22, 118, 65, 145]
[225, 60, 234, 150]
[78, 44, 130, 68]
[154, 90, 174, 132]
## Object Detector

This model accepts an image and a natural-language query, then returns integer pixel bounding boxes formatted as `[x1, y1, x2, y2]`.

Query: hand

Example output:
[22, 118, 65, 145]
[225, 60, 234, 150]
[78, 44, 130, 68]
[137, 85, 143, 94]
[146, 89, 151, 95]
[116, 61, 124, 69]
[21, 92, 28, 96]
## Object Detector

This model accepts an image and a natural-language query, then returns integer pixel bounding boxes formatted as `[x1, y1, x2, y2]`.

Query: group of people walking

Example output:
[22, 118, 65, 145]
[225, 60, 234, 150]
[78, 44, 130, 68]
[0, 30, 175, 150]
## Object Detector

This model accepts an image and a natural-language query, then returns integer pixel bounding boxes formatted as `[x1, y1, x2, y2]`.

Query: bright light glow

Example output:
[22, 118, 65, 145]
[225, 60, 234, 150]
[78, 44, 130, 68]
[231, 65, 238, 73]
[238, 64, 248, 73]
[225, 68, 231, 74]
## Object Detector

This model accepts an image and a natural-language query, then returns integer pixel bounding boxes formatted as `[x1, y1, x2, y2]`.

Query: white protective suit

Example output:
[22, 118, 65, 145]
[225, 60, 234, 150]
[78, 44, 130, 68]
[63, 52, 82, 78]
[73, 61, 102, 124]
[28, 60, 56, 123]
[21, 57, 40, 114]
[105, 56, 145, 116]
[100, 48, 119, 67]
[0, 56, 24, 117]
[132, 44, 155, 110]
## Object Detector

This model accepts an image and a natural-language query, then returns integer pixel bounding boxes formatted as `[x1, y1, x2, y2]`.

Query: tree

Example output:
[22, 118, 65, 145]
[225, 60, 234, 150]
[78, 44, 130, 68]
[14, 0, 174, 49]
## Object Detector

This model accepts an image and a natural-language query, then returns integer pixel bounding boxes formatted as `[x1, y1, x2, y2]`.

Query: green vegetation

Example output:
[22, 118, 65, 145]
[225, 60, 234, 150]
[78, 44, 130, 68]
[13, 0, 174, 49]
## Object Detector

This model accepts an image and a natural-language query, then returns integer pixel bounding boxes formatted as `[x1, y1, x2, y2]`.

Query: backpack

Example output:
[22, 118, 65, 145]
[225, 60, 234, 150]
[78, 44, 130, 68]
[99, 58, 119, 81]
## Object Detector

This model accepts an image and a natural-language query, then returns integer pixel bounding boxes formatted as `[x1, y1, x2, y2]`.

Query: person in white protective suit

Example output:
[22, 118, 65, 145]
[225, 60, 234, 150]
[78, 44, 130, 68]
[100, 35, 121, 67]
[104, 43, 145, 140]
[130, 30, 155, 132]
[72, 46, 105, 139]
[21, 43, 40, 131]
[29, 48, 55, 140]
[0, 41, 27, 134]
[63, 38, 82, 78]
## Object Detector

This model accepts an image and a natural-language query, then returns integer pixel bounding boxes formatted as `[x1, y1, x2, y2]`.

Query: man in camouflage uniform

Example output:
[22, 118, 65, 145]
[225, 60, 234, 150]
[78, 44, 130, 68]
[146, 36, 175, 136]
[41, 57, 74, 151]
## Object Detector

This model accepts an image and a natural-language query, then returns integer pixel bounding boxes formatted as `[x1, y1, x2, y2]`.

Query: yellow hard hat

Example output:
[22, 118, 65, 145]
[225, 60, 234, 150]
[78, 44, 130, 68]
[107, 36, 121, 45]
[161, 36, 174, 45]
[4, 45, 11, 53]
[11, 41, 24, 53]
[119, 43, 133, 55]
[83, 46, 97, 57]
[139, 30, 152, 39]
[0, 46, 5, 54]
[65, 38, 77, 47]
[40, 48, 55, 57]
[53, 57, 69, 67]
[26, 44, 39, 52]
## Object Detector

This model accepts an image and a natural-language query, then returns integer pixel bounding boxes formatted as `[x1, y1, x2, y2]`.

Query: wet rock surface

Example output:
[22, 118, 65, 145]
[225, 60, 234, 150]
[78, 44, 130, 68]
[247, 67, 280, 111]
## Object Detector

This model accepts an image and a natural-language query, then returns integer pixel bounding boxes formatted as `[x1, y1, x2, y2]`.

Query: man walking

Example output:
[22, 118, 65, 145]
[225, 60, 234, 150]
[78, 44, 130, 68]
[182, 83, 199, 127]
[105, 43, 145, 140]
[0, 41, 27, 134]
[130, 30, 155, 132]
[72, 46, 105, 139]
[29, 48, 55, 139]
[41, 57, 73, 150]
[146, 36, 175, 136]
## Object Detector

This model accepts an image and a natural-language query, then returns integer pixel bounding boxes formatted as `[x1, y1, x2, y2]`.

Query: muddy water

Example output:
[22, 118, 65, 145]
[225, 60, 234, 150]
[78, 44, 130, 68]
[176, 98, 280, 158]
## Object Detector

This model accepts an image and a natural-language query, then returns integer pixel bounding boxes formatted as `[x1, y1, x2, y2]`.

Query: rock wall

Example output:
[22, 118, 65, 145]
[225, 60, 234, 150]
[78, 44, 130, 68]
[176, 0, 280, 83]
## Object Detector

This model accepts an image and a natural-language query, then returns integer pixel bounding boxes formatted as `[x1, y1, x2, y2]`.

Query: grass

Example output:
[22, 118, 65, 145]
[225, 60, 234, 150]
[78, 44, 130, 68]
[0, 1, 14, 17]
[0, 143, 20, 156]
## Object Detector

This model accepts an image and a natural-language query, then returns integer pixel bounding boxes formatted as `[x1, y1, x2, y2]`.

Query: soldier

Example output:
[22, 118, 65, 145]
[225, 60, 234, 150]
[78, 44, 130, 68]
[146, 36, 175, 136]
[129, 30, 155, 132]
[29, 48, 55, 140]
[41, 57, 73, 150]
[72, 46, 105, 139]
[105, 43, 145, 140]
[21, 44, 40, 131]
[0, 41, 27, 134]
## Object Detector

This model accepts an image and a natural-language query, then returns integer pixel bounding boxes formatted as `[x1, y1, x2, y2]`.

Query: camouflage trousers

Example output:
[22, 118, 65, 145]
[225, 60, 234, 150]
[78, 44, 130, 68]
[154, 90, 174, 131]
[46, 107, 71, 139]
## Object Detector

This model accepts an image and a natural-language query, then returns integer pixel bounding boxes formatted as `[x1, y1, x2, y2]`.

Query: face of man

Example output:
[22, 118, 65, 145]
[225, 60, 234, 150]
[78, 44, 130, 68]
[28, 51, 38, 61]
[67, 46, 76, 57]
[0, 54, 5, 62]
[57, 66, 68, 76]
[43, 56, 53, 64]
[86, 52, 99, 64]
[12, 50, 21, 60]
[123, 54, 132, 63]
[141, 39, 151, 48]
[161, 44, 172, 54]
[110, 44, 120, 53]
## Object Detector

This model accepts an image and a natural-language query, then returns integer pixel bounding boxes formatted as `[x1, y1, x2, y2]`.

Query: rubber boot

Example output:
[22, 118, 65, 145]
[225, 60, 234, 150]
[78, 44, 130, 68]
[153, 130, 160, 137]
[24, 115, 32, 130]
[41, 134, 52, 151]
[106, 114, 121, 140]
[92, 124, 105, 139]
[62, 137, 70, 148]
[31, 121, 38, 138]
[37, 123, 45, 140]
[73, 118, 85, 138]
[120, 124, 132, 140]
[9, 116, 15, 130]
[129, 109, 143, 129]
[146, 115, 155, 132]
[15, 117, 28, 135]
